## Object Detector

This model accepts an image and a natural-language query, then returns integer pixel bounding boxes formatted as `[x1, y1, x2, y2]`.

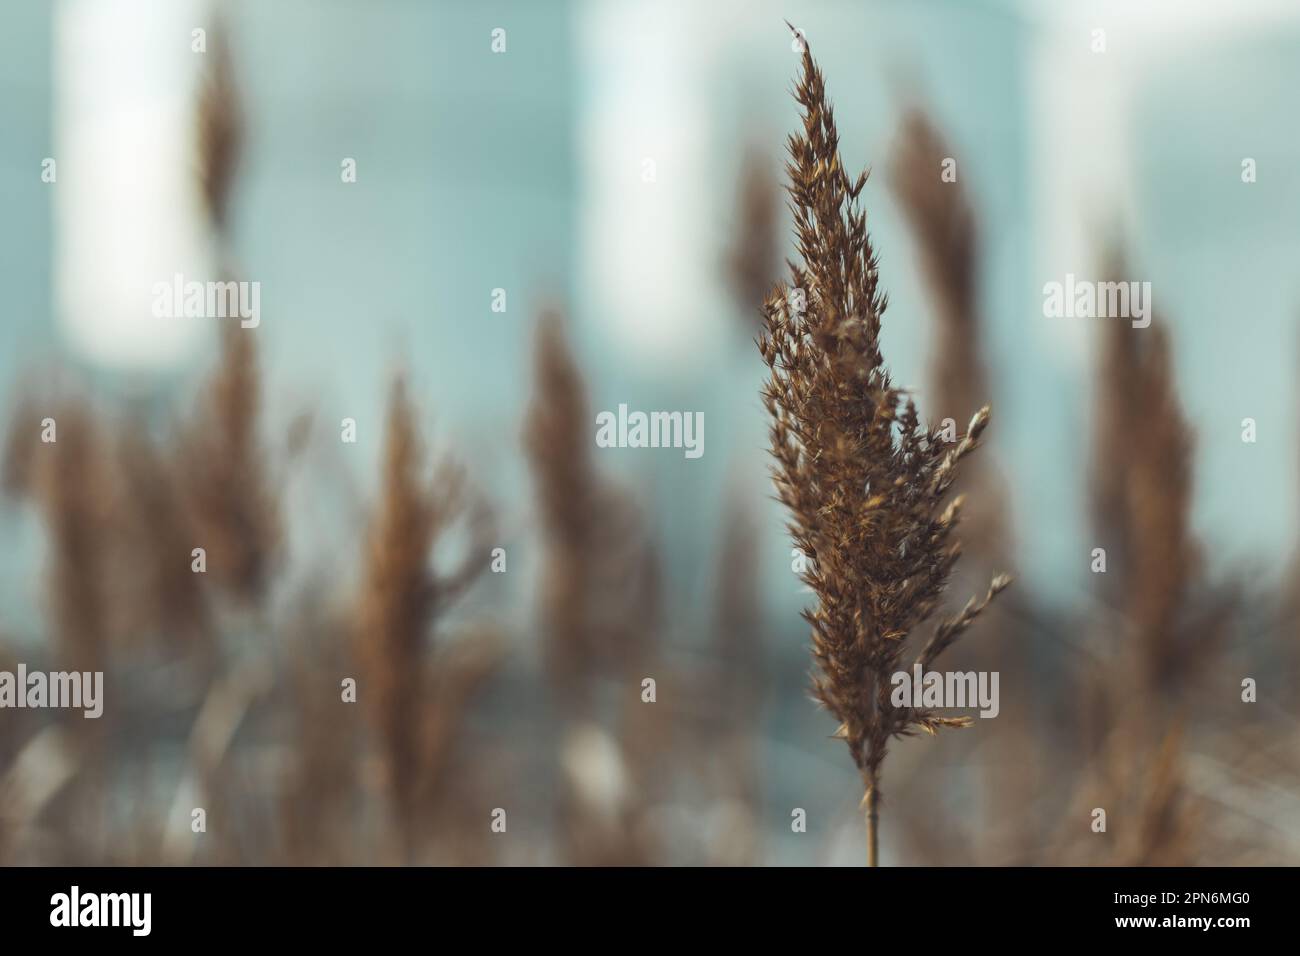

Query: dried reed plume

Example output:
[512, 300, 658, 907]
[15, 399, 114, 676]
[195, 16, 242, 236]
[706, 493, 765, 864]
[279, 588, 357, 865]
[727, 146, 781, 328]
[115, 428, 212, 659]
[715, 492, 764, 707]
[890, 106, 1040, 864]
[888, 106, 1012, 571]
[524, 311, 654, 708]
[1088, 251, 1229, 697]
[1069, 250, 1241, 865]
[524, 312, 600, 706]
[1104, 320, 1198, 690]
[354, 377, 492, 854]
[178, 324, 280, 604]
[524, 311, 662, 864]
[178, 15, 278, 605]
[1053, 713, 1197, 865]
[759, 36, 1010, 865]
[1, 392, 39, 500]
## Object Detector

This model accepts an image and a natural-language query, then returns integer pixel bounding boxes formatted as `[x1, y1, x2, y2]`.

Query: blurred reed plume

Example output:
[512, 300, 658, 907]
[2, 392, 120, 688]
[714, 492, 764, 715]
[890, 105, 1045, 865]
[278, 589, 357, 866]
[524, 311, 603, 708]
[195, 14, 243, 237]
[524, 311, 662, 864]
[1, 392, 40, 500]
[178, 324, 281, 606]
[1089, 252, 1232, 698]
[705, 491, 765, 864]
[1059, 249, 1242, 865]
[727, 146, 781, 329]
[353, 376, 494, 857]
[29, 401, 113, 677]
[888, 106, 1013, 574]
[759, 36, 1010, 865]
[115, 426, 213, 659]
[1053, 713, 1197, 865]
[181, 15, 277, 608]
[524, 312, 656, 709]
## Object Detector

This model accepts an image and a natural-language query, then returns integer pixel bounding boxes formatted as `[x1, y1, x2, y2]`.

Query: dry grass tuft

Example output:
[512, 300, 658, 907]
[758, 35, 1010, 865]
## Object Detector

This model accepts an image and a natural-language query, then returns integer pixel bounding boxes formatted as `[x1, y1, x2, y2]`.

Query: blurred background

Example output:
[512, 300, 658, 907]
[2, 0, 1300, 865]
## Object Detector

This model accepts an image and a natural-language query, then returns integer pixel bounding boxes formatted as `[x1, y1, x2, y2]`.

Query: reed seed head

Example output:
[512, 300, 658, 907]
[760, 37, 1009, 845]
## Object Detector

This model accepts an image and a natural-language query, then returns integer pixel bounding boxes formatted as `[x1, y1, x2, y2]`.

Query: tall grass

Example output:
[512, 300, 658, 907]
[2, 16, 1297, 869]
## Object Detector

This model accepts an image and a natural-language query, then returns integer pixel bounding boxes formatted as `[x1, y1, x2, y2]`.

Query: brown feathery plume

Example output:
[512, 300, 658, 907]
[1116, 323, 1198, 689]
[888, 108, 975, 357]
[1090, 280, 1155, 612]
[1050, 708, 1198, 865]
[607, 535, 666, 866]
[706, 491, 764, 864]
[523, 311, 663, 864]
[115, 428, 213, 661]
[889, 108, 1043, 864]
[727, 146, 781, 329]
[406, 617, 511, 867]
[16, 400, 115, 867]
[34, 399, 114, 676]
[1, 392, 40, 501]
[195, 16, 243, 238]
[758, 34, 1011, 865]
[714, 490, 764, 712]
[1073, 254, 1241, 864]
[524, 311, 651, 710]
[182, 16, 277, 605]
[278, 587, 358, 865]
[354, 376, 493, 856]
[416, 624, 508, 813]
[285, 410, 314, 461]
[524, 311, 598, 707]
[178, 323, 280, 605]
[1088, 252, 1229, 697]
[888, 106, 1012, 571]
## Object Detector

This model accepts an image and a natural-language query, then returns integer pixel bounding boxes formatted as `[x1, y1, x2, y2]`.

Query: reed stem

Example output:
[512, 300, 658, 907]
[865, 782, 879, 867]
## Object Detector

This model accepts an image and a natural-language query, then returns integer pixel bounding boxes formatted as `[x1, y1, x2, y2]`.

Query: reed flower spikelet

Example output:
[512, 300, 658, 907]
[758, 34, 1010, 865]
